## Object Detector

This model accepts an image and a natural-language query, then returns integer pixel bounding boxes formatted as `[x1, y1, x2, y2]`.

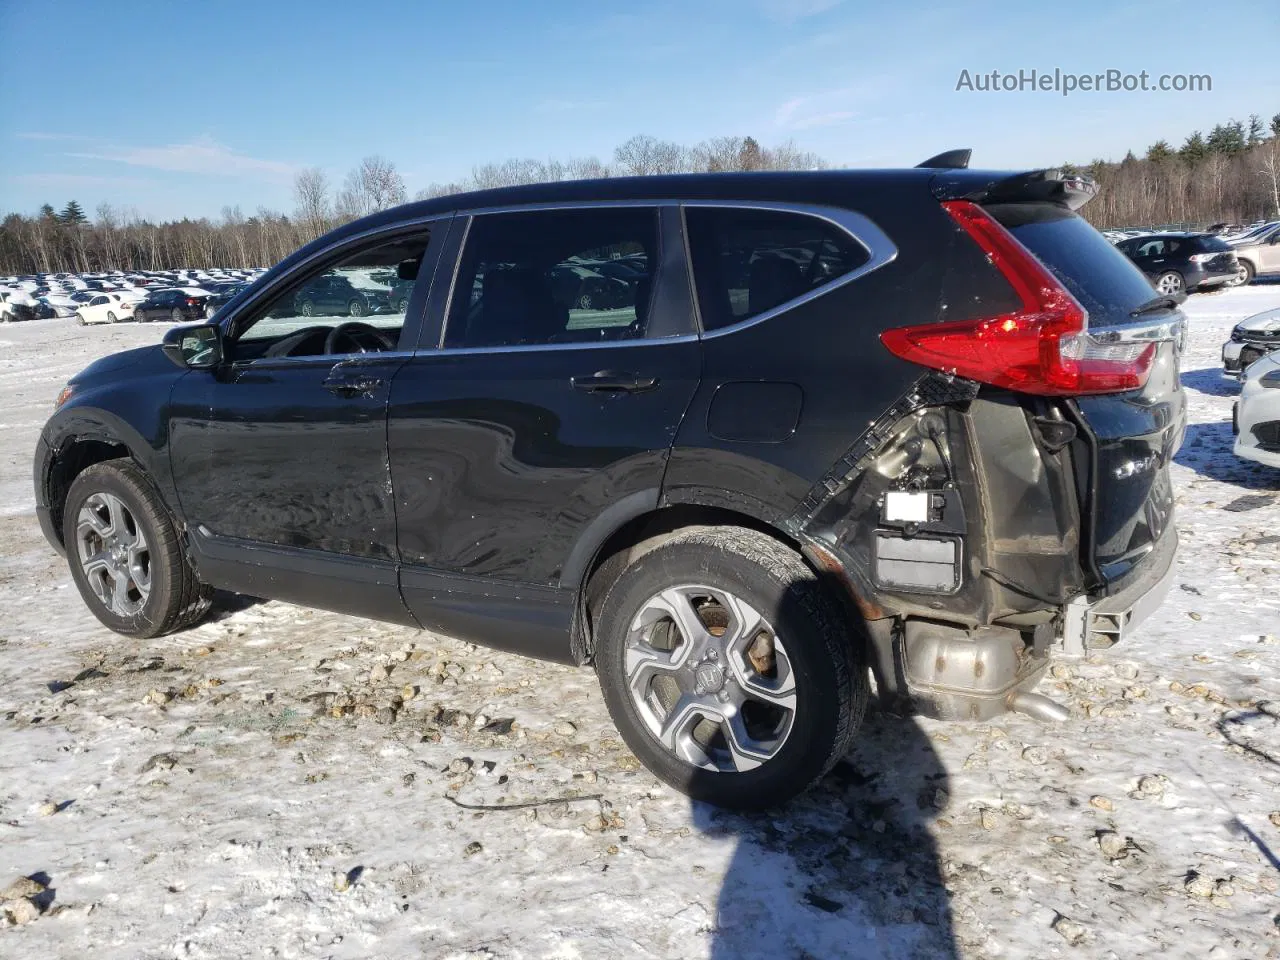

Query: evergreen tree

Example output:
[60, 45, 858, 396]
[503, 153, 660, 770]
[1247, 114, 1265, 146]
[58, 200, 87, 225]
[738, 136, 763, 172]
[1206, 120, 1246, 155]
[38, 203, 56, 221]
[1272, 112, 1280, 137]
[1180, 131, 1207, 165]
[1146, 140, 1173, 163]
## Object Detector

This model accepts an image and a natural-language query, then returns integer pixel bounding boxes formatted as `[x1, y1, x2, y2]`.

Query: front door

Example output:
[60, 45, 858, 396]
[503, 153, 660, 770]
[388, 205, 701, 659]
[169, 221, 449, 622]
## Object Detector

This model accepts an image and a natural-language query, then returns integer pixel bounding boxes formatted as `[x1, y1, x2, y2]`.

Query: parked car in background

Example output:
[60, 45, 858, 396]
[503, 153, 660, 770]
[1234, 351, 1280, 468]
[134, 288, 209, 323]
[202, 282, 249, 319]
[1226, 221, 1280, 286]
[1222, 306, 1280, 378]
[1116, 232, 1239, 295]
[293, 274, 389, 317]
[34, 161, 1187, 810]
[76, 293, 139, 326]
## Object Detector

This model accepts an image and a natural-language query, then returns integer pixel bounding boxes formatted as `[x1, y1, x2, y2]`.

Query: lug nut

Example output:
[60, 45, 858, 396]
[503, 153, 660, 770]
[717, 690, 730, 702]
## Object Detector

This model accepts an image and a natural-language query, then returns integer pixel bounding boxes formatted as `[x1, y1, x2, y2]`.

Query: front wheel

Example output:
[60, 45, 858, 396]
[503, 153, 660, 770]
[106, 311, 117, 324]
[348, 299, 365, 317]
[63, 459, 212, 638]
[170, 307, 182, 323]
[594, 526, 867, 810]
[1155, 271, 1184, 296]
[1234, 260, 1256, 287]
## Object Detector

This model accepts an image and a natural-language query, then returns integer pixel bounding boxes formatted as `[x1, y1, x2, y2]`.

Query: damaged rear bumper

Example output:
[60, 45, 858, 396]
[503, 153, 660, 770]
[1063, 527, 1178, 656]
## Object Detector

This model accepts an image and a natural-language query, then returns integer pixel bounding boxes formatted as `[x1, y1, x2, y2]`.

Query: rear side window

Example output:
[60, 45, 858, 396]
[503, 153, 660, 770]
[445, 208, 658, 348]
[987, 203, 1162, 328]
[684, 207, 869, 332]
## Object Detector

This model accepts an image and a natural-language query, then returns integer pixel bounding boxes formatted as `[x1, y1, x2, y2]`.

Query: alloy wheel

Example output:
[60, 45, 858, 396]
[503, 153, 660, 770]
[1155, 272, 1183, 296]
[624, 584, 796, 773]
[75, 491, 151, 617]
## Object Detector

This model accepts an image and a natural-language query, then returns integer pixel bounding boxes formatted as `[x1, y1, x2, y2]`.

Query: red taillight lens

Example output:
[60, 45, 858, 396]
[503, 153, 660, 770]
[185, 298, 198, 305]
[880, 200, 1154, 395]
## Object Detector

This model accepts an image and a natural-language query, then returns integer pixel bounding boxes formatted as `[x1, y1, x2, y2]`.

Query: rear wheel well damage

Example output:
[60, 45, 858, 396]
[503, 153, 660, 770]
[567, 503, 871, 667]
[45, 438, 132, 547]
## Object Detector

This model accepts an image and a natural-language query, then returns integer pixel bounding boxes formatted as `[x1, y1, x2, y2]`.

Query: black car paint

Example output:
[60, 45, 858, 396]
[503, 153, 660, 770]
[35, 169, 1182, 671]
[1117, 232, 1238, 291]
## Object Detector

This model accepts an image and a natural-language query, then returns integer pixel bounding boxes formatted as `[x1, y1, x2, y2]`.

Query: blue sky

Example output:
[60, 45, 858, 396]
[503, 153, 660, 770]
[1, 0, 1276, 221]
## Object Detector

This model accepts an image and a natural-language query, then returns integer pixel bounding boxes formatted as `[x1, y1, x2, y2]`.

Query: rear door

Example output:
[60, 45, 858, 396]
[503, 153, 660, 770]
[387, 204, 702, 661]
[985, 203, 1185, 591]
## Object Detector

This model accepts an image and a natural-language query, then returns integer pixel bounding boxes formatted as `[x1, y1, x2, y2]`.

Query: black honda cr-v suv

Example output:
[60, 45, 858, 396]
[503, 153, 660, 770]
[34, 155, 1186, 808]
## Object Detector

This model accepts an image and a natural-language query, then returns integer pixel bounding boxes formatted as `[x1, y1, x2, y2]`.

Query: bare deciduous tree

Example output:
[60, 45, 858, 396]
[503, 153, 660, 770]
[293, 168, 331, 240]
[336, 156, 406, 221]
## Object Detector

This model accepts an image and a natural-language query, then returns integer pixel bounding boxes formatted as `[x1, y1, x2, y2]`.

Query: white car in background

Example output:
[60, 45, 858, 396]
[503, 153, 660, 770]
[1222, 306, 1280, 378]
[75, 292, 139, 326]
[1234, 352, 1280, 468]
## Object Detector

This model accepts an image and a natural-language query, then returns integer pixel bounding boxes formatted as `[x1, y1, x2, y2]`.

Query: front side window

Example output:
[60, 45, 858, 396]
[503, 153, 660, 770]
[445, 207, 659, 348]
[231, 231, 431, 359]
[684, 206, 870, 332]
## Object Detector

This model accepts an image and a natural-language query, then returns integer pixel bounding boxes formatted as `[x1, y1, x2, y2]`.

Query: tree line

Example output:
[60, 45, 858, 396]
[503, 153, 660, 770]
[2, 116, 1277, 275]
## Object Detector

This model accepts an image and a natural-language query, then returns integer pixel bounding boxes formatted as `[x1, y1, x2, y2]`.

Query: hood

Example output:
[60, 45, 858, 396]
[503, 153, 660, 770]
[72, 344, 164, 383]
[1236, 307, 1280, 335]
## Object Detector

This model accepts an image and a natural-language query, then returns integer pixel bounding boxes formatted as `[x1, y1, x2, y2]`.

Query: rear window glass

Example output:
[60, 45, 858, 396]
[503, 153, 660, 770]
[1189, 235, 1231, 252]
[684, 207, 870, 332]
[986, 203, 1159, 327]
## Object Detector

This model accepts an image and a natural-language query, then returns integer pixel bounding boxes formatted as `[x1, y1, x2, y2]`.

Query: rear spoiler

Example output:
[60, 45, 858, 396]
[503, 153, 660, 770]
[930, 167, 1100, 211]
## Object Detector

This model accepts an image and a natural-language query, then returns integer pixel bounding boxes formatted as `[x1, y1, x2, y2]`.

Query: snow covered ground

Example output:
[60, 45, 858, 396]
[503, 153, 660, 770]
[0, 287, 1278, 959]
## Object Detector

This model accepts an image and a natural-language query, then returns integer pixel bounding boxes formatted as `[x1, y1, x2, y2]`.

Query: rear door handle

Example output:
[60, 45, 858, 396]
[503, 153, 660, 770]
[323, 375, 384, 397]
[571, 371, 659, 394]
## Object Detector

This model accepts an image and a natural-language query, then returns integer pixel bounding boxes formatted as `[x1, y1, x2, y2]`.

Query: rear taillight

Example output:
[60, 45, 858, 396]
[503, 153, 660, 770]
[185, 297, 198, 306]
[880, 200, 1155, 395]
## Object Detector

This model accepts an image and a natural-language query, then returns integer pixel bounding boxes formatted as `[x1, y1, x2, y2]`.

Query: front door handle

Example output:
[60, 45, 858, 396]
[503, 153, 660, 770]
[323, 375, 384, 397]
[571, 371, 659, 394]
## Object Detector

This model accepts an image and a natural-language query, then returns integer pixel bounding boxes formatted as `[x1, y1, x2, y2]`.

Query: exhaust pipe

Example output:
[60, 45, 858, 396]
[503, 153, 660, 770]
[1007, 691, 1071, 723]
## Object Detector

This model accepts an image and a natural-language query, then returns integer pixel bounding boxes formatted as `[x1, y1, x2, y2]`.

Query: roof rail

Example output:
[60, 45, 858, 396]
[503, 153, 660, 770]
[916, 149, 972, 170]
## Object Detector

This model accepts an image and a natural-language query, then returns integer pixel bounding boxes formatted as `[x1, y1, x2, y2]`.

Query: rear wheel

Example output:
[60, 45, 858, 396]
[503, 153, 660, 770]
[106, 311, 117, 324]
[594, 526, 867, 810]
[299, 300, 315, 317]
[63, 460, 212, 638]
[1155, 271, 1184, 296]
[170, 307, 182, 323]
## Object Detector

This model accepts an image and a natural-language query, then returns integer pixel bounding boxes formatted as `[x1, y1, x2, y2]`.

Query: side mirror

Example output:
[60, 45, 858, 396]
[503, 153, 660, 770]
[162, 323, 223, 369]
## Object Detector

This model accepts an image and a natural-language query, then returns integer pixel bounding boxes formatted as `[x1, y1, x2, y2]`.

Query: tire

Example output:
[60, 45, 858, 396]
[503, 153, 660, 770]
[576, 293, 593, 310]
[1154, 271, 1184, 296]
[76, 314, 86, 326]
[62, 459, 212, 638]
[1235, 260, 1256, 287]
[170, 308, 182, 323]
[299, 300, 315, 318]
[594, 526, 867, 810]
[106, 311, 117, 324]
[348, 299, 365, 318]
[205, 305, 216, 320]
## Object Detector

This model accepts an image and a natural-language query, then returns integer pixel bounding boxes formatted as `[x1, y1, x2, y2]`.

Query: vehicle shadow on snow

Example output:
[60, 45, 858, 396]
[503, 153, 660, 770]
[1174, 420, 1279, 491]
[698, 712, 957, 959]
[1180, 366, 1239, 398]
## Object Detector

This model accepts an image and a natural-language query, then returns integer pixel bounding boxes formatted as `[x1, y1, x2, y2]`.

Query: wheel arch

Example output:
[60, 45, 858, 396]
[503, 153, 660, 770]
[566, 499, 869, 666]
[39, 411, 155, 550]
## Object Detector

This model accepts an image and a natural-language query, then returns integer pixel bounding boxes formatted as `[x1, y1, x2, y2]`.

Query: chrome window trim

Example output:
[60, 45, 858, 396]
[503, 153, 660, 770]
[678, 200, 898, 340]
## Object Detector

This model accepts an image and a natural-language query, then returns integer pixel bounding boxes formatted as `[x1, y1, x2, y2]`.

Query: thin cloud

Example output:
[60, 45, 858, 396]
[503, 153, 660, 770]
[67, 136, 296, 180]
[759, 0, 842, 22]
[774, 79, 895, 130]
[534, 98, 606, 113]
[10, 173, 157, 189]
[15, 132, 85, 141]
